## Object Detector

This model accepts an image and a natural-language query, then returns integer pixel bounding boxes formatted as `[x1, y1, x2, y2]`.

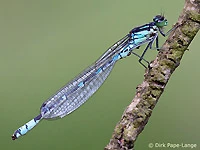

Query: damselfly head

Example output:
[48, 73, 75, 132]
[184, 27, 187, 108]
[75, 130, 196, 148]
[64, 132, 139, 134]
[153, 15, 168, 28]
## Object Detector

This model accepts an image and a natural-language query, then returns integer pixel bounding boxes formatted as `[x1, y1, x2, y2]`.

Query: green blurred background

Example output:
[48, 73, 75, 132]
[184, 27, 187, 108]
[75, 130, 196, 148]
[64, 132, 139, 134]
[1, 0, 199, 150]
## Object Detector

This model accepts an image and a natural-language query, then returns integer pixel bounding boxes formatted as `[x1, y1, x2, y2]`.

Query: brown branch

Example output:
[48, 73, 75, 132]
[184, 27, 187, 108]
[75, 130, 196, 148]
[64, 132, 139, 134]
[105, 0, 200, 150]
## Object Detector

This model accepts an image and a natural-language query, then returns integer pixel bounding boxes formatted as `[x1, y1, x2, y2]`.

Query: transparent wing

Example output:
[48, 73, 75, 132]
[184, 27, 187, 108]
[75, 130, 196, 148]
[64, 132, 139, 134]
[49, 60, 116, 118]
[40, 36, 130, 119]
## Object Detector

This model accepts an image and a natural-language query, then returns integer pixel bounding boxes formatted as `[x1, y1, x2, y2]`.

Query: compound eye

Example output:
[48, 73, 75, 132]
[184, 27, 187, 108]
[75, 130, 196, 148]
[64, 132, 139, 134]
[153, 15, 164, 23]
[160, 16, 164, 21]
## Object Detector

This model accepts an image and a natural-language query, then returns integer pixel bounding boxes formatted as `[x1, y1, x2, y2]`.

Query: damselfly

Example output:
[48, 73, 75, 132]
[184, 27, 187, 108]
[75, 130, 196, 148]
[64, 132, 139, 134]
[12, 15, 176, 140]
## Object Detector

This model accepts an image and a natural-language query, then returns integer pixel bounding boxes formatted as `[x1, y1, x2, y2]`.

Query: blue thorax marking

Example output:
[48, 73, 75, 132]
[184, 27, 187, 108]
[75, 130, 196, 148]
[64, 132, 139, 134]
[130, 24, 157, 38]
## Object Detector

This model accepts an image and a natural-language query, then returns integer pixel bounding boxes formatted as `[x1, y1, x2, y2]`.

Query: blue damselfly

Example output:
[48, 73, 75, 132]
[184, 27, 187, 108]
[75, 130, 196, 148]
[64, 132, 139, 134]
[12, 15, 176, 140]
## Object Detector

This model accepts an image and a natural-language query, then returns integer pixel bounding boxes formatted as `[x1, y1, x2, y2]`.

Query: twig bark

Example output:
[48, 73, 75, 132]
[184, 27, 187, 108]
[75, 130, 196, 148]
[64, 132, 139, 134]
[105, 0, 200, 149]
